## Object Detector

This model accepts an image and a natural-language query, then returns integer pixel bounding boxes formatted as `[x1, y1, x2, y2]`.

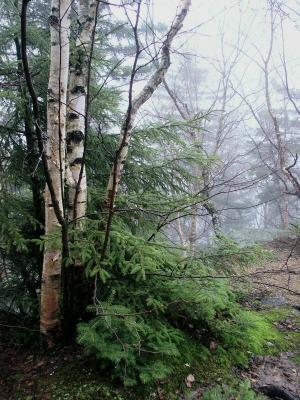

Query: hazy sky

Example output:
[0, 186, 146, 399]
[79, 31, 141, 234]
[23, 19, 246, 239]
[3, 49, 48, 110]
[149, 0, 300, 92]
[111, 0, 300, 127]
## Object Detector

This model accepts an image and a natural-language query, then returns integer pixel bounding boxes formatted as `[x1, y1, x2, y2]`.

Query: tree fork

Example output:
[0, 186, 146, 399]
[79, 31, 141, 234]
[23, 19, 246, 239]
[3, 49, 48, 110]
[101, 0, 192, 262]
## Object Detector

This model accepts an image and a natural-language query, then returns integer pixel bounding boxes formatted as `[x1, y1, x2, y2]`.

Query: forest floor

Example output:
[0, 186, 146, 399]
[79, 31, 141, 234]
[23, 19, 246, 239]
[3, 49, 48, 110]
[236, 237, 300, 398]
[248, 236, 300, 305]
[1, 238, 300, 400]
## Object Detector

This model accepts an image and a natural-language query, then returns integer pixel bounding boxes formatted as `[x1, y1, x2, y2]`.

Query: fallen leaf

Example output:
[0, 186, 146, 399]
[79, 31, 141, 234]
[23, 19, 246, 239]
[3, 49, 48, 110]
[185, 373, 195, 388]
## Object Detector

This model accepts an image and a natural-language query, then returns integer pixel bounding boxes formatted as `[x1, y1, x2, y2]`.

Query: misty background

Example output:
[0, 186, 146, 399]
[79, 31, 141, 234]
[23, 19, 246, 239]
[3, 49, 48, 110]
[111, 0, 300, 245]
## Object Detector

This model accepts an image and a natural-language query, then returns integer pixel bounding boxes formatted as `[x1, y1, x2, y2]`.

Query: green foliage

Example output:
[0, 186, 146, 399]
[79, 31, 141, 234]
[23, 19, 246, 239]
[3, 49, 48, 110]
[78, 308, 184, 386]
[0, 0, 292, 395]
[202, 380, 266, 400]
[212, 309, 283, 365]
[0, 191, 42, 323]
[259, 306, 300, 357]
[201, 235, 272, 273]
[77, 228, 277, 386]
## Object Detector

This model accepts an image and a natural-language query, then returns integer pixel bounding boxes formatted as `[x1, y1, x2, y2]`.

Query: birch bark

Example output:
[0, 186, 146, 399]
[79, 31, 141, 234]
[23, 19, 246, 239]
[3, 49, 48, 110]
[105, 0, 192, 209]
[66, 0, 99, 224]
[40, 0, 71, 335]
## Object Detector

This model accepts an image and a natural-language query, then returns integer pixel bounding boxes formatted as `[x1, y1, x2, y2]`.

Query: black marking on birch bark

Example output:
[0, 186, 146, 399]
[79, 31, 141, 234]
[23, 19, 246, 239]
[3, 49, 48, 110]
[51, 6, 59, 12]
[68, 112, 79, 120]
[67, 130, 84, 144]
[47, 88, 56, 103]
[70, 158, 83, 166]
[71, 85, 85, 94]
[48, 15, 59, 26]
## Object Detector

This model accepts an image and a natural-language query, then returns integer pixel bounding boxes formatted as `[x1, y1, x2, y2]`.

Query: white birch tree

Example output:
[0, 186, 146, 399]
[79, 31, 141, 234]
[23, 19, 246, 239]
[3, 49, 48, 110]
[40, 0, 71, 336]
[66, 0, 100, 224]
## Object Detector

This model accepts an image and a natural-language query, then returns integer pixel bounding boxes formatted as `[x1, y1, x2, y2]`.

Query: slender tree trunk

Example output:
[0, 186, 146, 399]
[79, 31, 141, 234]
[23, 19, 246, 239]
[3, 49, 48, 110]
[163, 80, 221, 241]
[202, 167, 221, 236]
[189, 206, 197, 257]
[40, 0, 71, 337]
[101, 0, 191, 261]
[66, 0, 99, 224]
[64, 0, 100, 327]
[263, 7, 290, 229]
[104, 0, 192, 210]
[263, 203, 268, 228]
[176, 216, 187, 256]
[280, 192, 289, 229]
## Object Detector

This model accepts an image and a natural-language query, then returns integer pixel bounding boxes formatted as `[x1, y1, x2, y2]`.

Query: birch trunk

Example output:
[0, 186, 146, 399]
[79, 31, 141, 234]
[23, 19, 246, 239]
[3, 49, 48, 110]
[66, 0, 99, 224]
[40, 0, 71, 336]
[105, 0, 191, 209]
[189, 206, 197, 257]
[280, 192, 289, 229]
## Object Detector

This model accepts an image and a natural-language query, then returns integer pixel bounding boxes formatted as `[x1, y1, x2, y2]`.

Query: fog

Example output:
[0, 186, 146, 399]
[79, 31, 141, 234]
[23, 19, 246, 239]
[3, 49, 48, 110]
[129, 0, 300, 243]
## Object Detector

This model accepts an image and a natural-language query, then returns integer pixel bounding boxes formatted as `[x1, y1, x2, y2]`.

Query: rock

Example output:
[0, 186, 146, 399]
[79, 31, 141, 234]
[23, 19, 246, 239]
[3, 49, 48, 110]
[261, 296, 286, 307]
[259, 384, 300, 400]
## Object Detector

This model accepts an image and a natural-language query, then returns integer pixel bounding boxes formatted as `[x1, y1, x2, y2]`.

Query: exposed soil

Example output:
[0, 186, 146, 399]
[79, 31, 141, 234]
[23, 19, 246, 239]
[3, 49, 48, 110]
[240, 237, 300, 399]
[244, 352, 300, 398]
[0, 342, 79, 399]
[249, 237, 300, 305]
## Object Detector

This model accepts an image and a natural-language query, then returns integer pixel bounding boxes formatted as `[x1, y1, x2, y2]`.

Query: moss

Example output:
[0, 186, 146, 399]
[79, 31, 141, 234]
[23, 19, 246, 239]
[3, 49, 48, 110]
[259, 306, 300, 354]
[202, 379, 267, 400]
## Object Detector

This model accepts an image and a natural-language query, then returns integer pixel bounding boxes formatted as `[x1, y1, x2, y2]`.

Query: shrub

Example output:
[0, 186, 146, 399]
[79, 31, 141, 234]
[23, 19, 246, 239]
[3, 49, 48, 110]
[77, 228, 274, 386]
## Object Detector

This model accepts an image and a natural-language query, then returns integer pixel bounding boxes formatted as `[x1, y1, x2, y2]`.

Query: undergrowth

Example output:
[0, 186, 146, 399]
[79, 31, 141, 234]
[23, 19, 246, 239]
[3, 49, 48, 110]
[260, 306, 300, 358]
[202, 380, 266, 400]
[76, 227, 278, 386]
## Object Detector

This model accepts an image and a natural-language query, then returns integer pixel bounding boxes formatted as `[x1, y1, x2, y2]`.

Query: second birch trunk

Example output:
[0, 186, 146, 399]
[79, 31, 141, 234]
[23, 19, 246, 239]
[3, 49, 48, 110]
[66, 0, 99, 224]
